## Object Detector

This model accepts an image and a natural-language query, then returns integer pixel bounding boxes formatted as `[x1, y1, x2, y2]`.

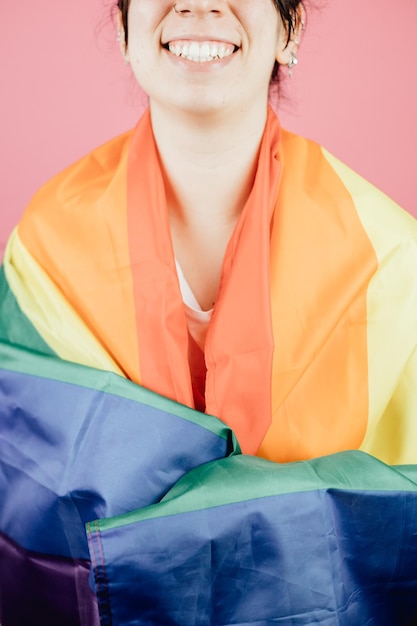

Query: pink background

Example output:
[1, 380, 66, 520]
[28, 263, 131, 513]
[1, 0, 416, 251]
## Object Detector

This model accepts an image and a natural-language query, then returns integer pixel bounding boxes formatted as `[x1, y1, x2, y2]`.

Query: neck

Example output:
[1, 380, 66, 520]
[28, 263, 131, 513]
[149, 101, 269, 225]
[147, 101, 271, 311]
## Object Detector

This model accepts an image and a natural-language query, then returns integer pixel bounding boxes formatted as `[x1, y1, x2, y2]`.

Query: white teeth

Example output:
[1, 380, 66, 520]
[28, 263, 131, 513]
[189, 42, 199, 59]
[167, 41, 235, 62]
[200, 43, 210, 60]
[217, 44, 226, 59]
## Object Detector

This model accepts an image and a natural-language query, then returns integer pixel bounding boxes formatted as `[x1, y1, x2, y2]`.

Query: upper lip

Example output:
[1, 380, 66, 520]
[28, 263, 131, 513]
[162, 35, 240, 47]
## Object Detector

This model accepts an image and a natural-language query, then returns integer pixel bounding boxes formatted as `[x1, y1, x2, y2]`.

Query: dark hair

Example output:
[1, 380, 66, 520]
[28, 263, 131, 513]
[116, 0, 305, 83]
[270, 1, 305, 81]
[116, 0, 129, 47]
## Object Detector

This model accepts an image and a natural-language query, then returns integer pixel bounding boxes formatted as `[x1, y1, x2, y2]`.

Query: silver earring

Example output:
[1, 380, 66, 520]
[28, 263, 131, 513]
[288, 53, 298, 78]
[116, 31, 121, 42]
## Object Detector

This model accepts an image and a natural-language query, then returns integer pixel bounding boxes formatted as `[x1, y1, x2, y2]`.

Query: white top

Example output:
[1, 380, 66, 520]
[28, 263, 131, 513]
[175, 261, 213, 351]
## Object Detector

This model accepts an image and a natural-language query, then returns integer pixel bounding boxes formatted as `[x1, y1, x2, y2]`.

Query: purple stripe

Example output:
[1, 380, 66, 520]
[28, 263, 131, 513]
[0, 530, 99, 626]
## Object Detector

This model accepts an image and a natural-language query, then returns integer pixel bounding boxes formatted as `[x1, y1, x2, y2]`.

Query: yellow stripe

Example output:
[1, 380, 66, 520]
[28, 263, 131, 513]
[322, 149, 417, 464]
[3, 230, 123, 376]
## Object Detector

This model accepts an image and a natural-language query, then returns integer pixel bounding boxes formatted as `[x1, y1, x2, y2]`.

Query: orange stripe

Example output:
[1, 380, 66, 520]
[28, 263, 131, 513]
[204, 108, 281, 453]
[125, 107, 282, 452]
[258, 131, 378, 461]
[18, 132, 141, 381]
[125, 110, 193, 403]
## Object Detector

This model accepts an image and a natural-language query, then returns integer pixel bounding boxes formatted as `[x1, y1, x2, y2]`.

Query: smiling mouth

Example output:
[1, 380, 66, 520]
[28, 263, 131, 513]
[163, 40, 239, 63]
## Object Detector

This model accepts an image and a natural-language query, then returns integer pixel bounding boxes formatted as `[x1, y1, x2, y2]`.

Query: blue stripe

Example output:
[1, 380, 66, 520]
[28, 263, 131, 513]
[90, 485, 417, 625]
[0, 366, 233, 558]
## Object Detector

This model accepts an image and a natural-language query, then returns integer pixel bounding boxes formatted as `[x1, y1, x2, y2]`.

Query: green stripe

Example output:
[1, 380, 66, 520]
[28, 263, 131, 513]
[91, 451, 417, 533]
[0, 339, 238, 446]
[0, 266, 55, 356]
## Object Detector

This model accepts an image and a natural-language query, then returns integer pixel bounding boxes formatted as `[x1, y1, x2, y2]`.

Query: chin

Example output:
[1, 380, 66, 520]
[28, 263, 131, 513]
[159, 92, 238, 118]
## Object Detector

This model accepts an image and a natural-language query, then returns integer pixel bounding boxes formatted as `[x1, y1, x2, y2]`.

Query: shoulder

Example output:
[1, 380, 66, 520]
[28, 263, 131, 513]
[23, 129, 134, 217]
[320, 147, 417, 274]
[16, 127, 135, 260]
[280, 127, 417, 258]
[13, 126, 137, 286]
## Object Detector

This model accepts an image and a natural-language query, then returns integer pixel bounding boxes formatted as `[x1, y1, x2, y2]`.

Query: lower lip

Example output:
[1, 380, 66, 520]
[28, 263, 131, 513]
[163, 47, 237, 72]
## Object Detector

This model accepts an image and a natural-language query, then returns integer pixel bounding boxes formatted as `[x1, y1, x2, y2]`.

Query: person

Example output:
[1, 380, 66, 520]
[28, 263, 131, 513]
[1, 0, 417, 624]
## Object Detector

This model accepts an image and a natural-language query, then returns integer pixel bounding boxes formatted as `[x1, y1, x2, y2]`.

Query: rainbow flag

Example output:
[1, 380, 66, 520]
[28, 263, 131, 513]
[88, 453, 417, 625]
[2, 107, 417, 623]
[0, 335, 237, 624]
[2, 260, 417, 623]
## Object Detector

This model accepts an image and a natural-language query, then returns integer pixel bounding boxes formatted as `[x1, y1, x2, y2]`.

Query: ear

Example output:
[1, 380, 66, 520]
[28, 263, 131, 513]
[275, 3, 306, 67]
[116, 10, 130, 63]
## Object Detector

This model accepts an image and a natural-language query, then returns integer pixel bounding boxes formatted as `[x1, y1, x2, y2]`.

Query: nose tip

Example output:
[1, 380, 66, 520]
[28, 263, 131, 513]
[172, 0, 222, 17]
